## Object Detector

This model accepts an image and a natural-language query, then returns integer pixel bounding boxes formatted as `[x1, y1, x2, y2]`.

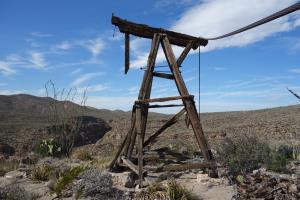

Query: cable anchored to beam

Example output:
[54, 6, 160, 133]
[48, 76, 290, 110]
[205, 2, 300, 40]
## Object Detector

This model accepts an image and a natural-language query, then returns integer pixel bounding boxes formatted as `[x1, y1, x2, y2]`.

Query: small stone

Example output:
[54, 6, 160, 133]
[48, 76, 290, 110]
[288, 184, 298, 193]
[197, 174, 209, 183]
[5, 170, 24, 180]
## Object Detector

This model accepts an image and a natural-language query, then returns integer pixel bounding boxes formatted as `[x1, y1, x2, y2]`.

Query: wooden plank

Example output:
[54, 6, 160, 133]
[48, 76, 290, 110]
[125, 33, 130, 74]
[135, 106, 144, 187]
[159, 162, 213, 172]
[152, 72, 174, 80]
[112, 15, 208, 49]
[121, 156, 139, 175]
[123, 106, 137, 156]
[138, 34, 160, 100]
[185, 113, 191, 128]
[109, 132, 129, 169]
[161, 36, 218, 178]
[127, 128, 137, 159]
[143, 108, 186, 148]
[136, 95, 193, 104]
[177, 40, 195, 66]
[148, 104, 183, 108]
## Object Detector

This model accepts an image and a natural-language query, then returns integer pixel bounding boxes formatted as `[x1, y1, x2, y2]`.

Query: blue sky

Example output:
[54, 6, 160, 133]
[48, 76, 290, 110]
[0, 0, 300, 113]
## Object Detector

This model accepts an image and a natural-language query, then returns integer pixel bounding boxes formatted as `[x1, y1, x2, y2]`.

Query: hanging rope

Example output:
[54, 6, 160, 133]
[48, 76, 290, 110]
[205, 2, 300, 40]
[198, 46, 201, 119]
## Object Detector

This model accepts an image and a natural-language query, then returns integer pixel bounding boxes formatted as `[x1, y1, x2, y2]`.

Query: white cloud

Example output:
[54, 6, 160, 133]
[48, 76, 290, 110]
[29, 51, 47, 69]
[0, 89, 23, 95]
[86, 96, 136, 111]
[72, 72, 104, 86]
[30, 32, 53, 37]
[213, 67, 226, 71]
[78, 84, 109, 93]
[54, 41, 72, 50]
[78, 37, 105, 57]
[131, 0, 300, 68]
[0, 61, 16, 75]
[289, 68, 300, 74]
[70, 68, 83, 75]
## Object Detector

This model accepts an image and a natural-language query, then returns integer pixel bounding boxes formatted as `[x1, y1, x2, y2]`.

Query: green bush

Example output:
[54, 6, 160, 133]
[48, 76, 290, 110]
[217, 135, 271, 176]
[53, 165, 85, 195]
[35, 138, 63, 157]
[217, 135, 292, 176]
[266, 147, 289, 172]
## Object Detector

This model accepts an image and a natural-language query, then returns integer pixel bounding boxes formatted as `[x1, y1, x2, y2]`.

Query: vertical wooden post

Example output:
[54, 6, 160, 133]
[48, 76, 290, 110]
[125, 33, 130, 74]
[135, 104, 144, 187]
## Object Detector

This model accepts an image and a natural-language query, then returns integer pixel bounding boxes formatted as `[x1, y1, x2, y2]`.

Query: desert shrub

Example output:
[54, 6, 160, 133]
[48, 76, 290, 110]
[45, 80, 87, 157]
[93, 156, 113, 170]
[35, 138, 63, 157]
[53, 165, 85, 195]
[135, 179, 195, 200]
[0, 159, 19, 176]
[31, 164, 53, 181]
[266, 146, 290, 172]
[74, 149, 93, 161]
[217, 136, 293, 176]
[0, 183, 40, 200]
[216, 135, 271, 176]
[73, 169, 113, 197]
[277, 145, 294, 160]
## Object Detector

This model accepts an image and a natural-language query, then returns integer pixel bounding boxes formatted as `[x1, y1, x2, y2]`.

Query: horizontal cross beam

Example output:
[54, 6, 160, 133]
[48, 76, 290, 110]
[112, 15, 208, 49]
[136, 95, 193, 104]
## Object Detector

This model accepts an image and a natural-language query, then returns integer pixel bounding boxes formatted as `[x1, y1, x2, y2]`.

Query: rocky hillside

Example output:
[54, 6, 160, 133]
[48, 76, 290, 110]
[1, 93, 300, 156]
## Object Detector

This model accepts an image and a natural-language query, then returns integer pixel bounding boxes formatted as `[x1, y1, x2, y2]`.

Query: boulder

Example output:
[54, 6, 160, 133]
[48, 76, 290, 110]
[74, 116, 112, 147]
[5, 170, 25, 180]
[111, 172, 136, 188]
[0, 143, 15, 157]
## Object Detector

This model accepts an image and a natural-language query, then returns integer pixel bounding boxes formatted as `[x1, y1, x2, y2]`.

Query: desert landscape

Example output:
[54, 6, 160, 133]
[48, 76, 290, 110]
[1, 94, 300, 199]
[1, 1, 300, 200]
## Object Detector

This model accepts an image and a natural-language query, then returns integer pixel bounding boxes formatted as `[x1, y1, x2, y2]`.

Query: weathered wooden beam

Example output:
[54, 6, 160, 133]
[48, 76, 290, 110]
[125, 33, 130, 74]
[159, 162, 214, 172]
[108, 132, 129, 169]
[148, 104, 183, 108]
[177, 40, 195, 66]
[143, 108, 186, 148]
[123, 106, 137, 156]
[185, 113, 191, 128]
[138, 34, 161, 100]
[161, 36, 218, 178]
[136, 95, 193, 104]
[121, 156, 139, 175]
[135, 106, 144, 187]
[112, 15, 208, 49]
[152, 72, 174, 80]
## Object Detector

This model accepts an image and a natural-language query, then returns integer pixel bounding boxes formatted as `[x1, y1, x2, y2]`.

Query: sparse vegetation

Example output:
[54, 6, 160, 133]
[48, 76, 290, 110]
[45, 80, 87, 157]
[135, 179, 195, 200]
[31, 164, 53, 181]
[74, 149, 93, 161]
[73, 169, 113, 198]
[0, 159, 19, 176]
[52, 165, 85, 195]
[93, 156, 113, 170]
[0, 183, 40, 200]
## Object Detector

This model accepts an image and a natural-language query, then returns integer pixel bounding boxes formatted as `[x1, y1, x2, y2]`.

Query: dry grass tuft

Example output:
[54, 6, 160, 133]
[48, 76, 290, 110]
[135, 179, 196, 200]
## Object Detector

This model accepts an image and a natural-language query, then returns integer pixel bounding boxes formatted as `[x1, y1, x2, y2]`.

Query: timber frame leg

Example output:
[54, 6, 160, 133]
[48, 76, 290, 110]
[109, 33, 218, 187]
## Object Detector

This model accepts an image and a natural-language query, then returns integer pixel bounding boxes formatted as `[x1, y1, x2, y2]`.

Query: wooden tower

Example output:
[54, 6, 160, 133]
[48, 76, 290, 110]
[109, 16, 218, 186]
